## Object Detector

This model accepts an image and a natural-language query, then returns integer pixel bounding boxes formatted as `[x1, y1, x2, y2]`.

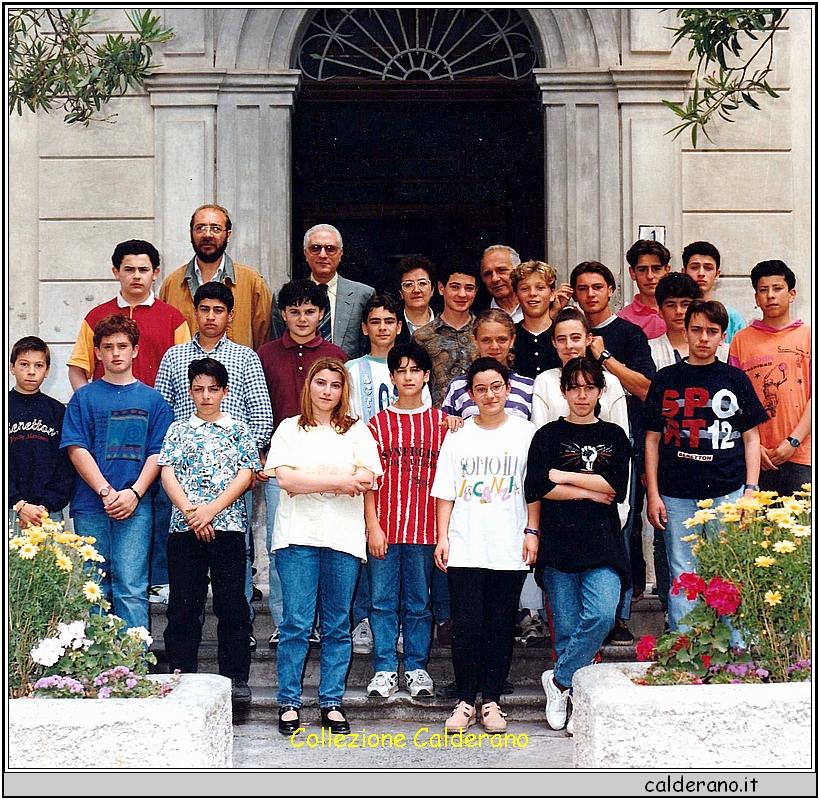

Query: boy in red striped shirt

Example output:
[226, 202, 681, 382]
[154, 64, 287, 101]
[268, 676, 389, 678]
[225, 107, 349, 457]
[364, 341, 449, 698]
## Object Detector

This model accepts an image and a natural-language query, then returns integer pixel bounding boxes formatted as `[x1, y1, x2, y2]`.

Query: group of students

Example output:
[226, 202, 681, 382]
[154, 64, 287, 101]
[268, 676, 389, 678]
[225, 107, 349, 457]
[8, 228, 811, 739]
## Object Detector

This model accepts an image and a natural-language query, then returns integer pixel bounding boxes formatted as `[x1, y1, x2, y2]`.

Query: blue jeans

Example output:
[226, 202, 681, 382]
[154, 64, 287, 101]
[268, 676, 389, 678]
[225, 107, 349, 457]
[352, 564, 371, 627]
[368, 544, 434, 672]
[149, 481, 172, 586]
[543, 566, 621, 689]
[661, 488, 743, 632]
[275, 544, 360, 708]
[73, 500, 153, 629]
[264, 478, 283, 629]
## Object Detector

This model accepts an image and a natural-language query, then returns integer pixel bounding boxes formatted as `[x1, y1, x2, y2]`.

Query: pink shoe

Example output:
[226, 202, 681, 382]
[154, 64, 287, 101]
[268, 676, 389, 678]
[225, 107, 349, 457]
[480, 701, 508, 733]
[445, 701, 476, 732]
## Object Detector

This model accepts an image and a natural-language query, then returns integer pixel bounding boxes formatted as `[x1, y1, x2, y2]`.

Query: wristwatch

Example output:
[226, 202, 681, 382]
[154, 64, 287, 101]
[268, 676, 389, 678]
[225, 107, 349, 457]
[599, 349, 612, 364]
[98, 485, 113, 498]
[787, 436, 801, 448]
[744, 484, 760, 492]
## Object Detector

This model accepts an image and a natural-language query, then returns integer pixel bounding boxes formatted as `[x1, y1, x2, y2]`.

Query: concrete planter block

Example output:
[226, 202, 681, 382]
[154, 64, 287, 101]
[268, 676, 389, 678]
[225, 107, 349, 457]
[573, 662, 811, 769]
[8, 674, 232, 769]
[573, 663, 812, 769]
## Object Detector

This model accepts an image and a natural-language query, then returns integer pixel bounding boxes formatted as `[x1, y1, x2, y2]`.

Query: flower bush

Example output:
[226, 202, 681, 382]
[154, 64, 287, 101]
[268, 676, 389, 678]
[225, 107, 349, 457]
[8, 515, 173, 699]
[636, 487, 811, 685]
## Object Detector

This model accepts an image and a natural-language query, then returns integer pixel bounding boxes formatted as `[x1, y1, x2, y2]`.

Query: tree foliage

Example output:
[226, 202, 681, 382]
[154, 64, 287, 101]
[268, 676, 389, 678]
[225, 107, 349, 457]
[663, 8, 787, 148]
[8, 8, 173, 125]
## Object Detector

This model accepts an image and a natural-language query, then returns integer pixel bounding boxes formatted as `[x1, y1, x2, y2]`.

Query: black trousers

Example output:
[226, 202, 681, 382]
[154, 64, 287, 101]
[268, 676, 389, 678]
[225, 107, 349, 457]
[165, 530, 251, 682]
[447, 567, 525, 706]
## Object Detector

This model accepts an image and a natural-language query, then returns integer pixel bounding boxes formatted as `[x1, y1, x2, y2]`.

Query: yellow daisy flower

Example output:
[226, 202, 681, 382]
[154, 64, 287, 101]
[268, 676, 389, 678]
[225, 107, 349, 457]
[696, 498, 713, 509]
[55, 552, 74, 572]
[771, 540, 797, 554]
[754, 555, 777, 568]
[680, 533, 698, 542]
[18, 542, 39, 559]
[8, 536, 28, 550]
[764, 590, 783, 606]
[78, 544, 104, 562]
[759, 540, 770, 549]
[82, 581, 103, 603]
[800, 483, 812, 492]
[790, 525, 811, 538]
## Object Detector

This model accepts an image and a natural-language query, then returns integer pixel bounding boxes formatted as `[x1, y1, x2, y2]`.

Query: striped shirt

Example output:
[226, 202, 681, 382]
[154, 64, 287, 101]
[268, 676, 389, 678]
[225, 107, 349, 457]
[154, 334, 273, 451]
[367, 405, 448, 545]
[441, 371, 534, 420]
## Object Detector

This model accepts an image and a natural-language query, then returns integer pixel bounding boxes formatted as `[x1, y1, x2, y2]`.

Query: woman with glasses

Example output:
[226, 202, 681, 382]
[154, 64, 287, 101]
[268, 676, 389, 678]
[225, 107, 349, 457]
[525, 356, 631, 735]
[395, 256, 437, 342]
[264, 357, 382, 736]
[432, 357, 540, 735]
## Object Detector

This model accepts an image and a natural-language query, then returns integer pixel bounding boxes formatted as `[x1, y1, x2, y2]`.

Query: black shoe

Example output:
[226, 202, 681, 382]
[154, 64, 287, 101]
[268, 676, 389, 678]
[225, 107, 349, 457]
[320, 705, 350, 734]
[231, 679, 252, 706]
[251, 584, 263, 603]
[435, 620, 452, 647]
[278, 705, 300, 735]
[435, 680, 457, 699]
[605, 620, 634, 646]
[501, 679, 515, 695]
[249, 633, 257, 651]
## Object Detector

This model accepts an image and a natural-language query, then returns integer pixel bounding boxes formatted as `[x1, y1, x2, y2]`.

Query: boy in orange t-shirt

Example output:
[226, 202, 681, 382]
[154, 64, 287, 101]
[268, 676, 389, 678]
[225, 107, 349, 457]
[729, 260, 811, 495]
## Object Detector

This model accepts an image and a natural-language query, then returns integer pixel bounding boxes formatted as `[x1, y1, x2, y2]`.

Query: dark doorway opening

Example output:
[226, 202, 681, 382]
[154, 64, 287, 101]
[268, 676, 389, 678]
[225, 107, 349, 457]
[292, 96, 544, 295]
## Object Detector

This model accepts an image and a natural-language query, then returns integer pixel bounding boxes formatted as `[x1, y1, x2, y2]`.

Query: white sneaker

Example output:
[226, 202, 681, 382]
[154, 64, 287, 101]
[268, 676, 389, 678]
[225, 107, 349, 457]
[352, 618, 374, 654]
[541, 669, 569, 730]
[367, 671, 399, 697]
[404, 668, 434, 697]
[148, 584, 169, 604]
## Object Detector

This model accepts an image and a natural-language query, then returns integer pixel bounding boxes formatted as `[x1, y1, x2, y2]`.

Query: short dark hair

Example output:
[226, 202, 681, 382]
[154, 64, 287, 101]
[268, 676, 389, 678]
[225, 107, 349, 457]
[682, 241, 721, 271]
[439, 254, 479, 286]
[93, 314, 140, 348]
[626, 239, 671, 269]
[188, 356, 229, 388]
[190, 204, 232, 231]
[396, 255, 436, 285]
[11, 336, 50, 366]
[750, 259, 796, 291]
[570, 261, 616, 290]
[466, 356, 510, 390]
[362, 293, 402, 324]
[277, 279, 326, 311]
[111, 240, 160, 270]
[387, 341, 432, 375]
[551, 307, 592, 338]
[560, 356, 605, 394]
[655, 273, 701, 306]
[684, 298, 729, 332]
[193, 281, 234, 313]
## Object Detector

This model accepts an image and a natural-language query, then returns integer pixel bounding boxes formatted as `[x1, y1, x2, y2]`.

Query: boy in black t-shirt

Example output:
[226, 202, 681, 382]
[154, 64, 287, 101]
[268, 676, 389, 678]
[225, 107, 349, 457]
[9, 336, 75, 535]
[645, 300, 767, 632]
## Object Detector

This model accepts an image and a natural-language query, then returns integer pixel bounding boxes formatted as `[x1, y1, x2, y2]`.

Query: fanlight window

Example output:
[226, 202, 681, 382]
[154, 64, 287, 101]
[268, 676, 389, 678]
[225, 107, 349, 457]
[297, 9, 539, 82]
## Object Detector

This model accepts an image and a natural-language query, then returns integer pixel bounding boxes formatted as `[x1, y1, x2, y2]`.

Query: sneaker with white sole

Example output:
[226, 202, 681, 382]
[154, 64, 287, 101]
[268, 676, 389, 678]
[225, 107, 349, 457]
[148, 584, 169, 604]
[404, 669, 434, 697]
[480, 701, 507, 733]
[444, 701, 476, 732]
[541, 669, 570, 730]
[367, 671, 399, 697]
[351, 619, 374, 654]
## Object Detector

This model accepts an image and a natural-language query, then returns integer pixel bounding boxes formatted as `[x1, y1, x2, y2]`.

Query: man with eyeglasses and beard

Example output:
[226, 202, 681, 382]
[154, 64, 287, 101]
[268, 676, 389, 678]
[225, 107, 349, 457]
[160, 204, 273, 350]
[271, 224, 375, 359]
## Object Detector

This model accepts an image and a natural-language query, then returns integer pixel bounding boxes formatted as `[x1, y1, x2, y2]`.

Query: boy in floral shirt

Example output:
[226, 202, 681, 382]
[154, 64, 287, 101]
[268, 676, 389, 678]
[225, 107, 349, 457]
[158, 357, 261, 705]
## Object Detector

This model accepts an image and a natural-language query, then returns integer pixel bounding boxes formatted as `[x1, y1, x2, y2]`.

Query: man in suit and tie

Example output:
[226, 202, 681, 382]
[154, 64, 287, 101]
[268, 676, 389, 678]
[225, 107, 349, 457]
[271, 224, 375, 359]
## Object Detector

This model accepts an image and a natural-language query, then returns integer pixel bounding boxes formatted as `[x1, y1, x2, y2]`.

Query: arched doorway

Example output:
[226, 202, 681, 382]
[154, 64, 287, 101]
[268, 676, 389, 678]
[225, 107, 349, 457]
[290, 9, 544, 292]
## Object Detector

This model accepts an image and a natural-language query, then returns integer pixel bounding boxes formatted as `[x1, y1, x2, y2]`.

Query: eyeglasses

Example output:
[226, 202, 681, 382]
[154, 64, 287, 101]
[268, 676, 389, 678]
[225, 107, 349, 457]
[471, 381, 507, 397]
[566, 383, 599, 394]
[307, 244, 341, 255]
[401, 279, 431, 290]
[193, 224, 226, 234]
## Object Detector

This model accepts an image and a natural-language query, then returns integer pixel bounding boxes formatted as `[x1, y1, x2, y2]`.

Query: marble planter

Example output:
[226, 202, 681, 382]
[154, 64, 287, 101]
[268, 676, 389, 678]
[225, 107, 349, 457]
[572, 662, 811, 769]
[8, 673, 232, 769]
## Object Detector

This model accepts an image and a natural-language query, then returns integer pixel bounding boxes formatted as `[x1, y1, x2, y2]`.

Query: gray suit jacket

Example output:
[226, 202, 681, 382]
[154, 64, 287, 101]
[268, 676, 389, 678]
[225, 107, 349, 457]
[270, 275, 375, 359]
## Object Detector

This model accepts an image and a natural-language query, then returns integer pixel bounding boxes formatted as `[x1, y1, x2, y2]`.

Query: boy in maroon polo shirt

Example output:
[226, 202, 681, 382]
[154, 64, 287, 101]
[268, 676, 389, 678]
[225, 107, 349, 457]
[256, 280, 347, 645]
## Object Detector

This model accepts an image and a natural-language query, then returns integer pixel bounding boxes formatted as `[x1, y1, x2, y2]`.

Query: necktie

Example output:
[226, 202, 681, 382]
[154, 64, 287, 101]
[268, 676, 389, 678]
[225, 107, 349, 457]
[317, 283, 332, 342]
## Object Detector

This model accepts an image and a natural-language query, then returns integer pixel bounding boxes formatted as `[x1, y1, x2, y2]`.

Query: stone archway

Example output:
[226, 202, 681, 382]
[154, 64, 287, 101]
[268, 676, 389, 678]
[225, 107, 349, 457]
[147, 9, 690, 293]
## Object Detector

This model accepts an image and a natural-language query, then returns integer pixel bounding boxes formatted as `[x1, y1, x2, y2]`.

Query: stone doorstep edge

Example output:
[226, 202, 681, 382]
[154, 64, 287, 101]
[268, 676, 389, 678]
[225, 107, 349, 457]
[8, 673, 233, 769]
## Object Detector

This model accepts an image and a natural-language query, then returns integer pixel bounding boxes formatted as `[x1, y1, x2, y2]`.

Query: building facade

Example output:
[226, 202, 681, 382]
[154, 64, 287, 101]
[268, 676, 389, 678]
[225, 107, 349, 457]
[8, 8, 812, 402]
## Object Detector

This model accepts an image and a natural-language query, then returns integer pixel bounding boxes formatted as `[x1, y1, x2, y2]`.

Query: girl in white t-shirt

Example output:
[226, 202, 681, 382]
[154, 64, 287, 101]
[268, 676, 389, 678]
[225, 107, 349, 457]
[264, 357, 382, 737]
[432, 357, 540, 735]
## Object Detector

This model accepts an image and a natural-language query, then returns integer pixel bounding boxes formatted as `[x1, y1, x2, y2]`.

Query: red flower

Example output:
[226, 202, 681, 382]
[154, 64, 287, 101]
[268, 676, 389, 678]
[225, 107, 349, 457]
[671, 635, 690, 653]
[670, 572, 706, 601]
[700, 654, 712, 669]
[636, 635, 657, 661]
[703, 576, 741, 616]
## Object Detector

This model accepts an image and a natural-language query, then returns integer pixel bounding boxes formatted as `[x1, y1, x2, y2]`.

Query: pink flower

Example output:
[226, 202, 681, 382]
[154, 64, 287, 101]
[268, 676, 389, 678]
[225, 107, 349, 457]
[670, 572, 706, 601]
[703, 576, 741, 615]
[636, 635, 657, 661]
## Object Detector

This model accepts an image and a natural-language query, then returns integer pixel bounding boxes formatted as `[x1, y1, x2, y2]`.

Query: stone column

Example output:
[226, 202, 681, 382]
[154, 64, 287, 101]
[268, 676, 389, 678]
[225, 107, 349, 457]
[533, 70, 622, 299]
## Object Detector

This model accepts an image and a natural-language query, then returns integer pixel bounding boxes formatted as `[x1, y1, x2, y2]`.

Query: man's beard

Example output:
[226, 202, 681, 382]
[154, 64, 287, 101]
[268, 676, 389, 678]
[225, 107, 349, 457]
[192, 239, 228, 264]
